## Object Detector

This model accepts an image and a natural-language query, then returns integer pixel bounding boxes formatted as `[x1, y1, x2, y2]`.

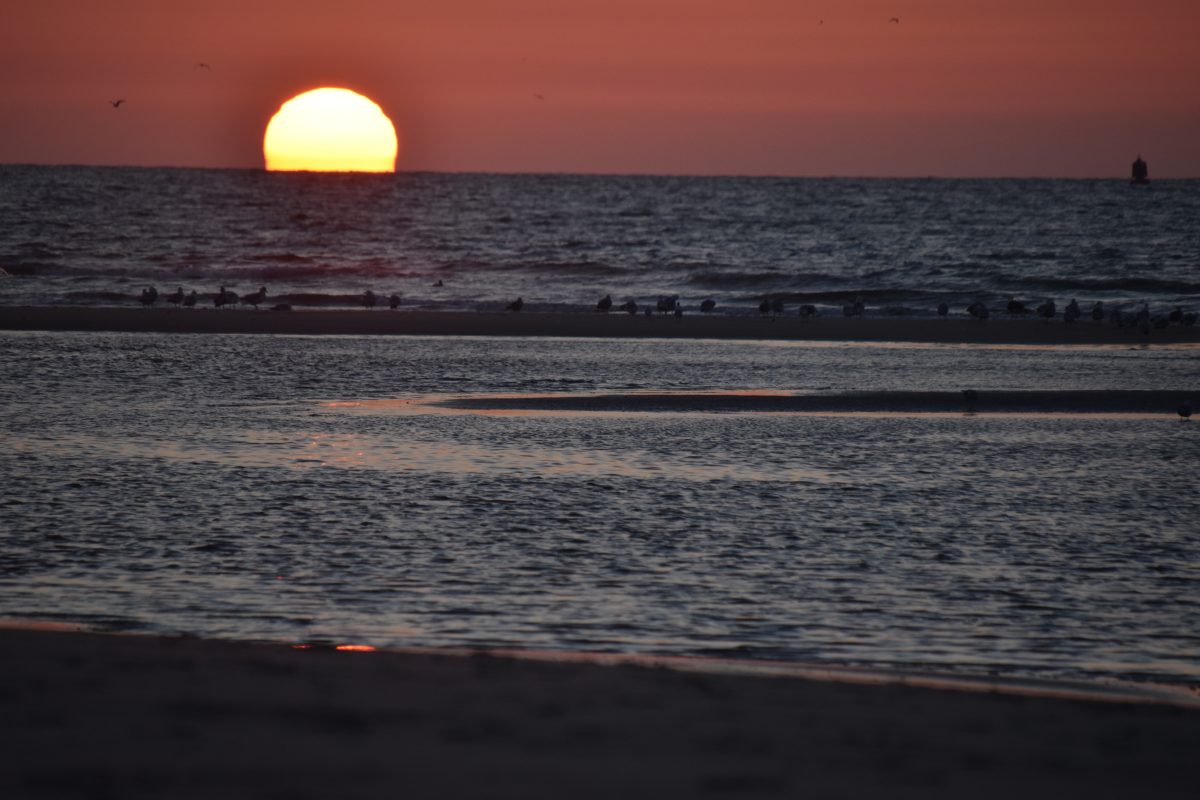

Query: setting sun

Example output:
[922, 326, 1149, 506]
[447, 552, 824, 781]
[263, 87, 398, 172]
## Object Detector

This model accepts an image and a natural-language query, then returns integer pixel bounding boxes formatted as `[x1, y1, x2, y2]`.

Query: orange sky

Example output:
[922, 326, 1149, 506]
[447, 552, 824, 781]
[2, 0, 1198, 176]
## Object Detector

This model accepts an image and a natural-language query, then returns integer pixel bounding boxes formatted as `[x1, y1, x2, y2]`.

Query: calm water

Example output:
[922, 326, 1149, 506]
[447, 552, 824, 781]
[2, 331, 1198, 686]
[2, 165, 1199, 316]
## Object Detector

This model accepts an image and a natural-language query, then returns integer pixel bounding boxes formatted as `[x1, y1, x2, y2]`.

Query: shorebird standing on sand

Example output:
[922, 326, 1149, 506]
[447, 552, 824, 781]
[1037, 300, 1056, 320]
[139, 286, 158, 306]
[389, 293, 401, 310]
[597, 294, 613, 312]
[362, 290, 377, 309]
[243, 286, 267, 309]
[937, 302, 949, 318]
[214, 287, 237, 308]
[507, 297, 524, 312]
[1178, 401, 1192, 421]
[620, 300, 637, 315]
[1091, 301, 1105, 321]
[165, 287, 184, 307]
[183, 290, 197, 308]
[700, 299, 716, 313]
[1064, 299, 1081, 323]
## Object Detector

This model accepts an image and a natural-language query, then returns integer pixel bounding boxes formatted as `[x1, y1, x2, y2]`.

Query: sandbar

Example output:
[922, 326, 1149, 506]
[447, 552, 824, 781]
[3, 306, 1199, 344]
[1, 627, 1197, 798]
[433, 389, 1196, 414]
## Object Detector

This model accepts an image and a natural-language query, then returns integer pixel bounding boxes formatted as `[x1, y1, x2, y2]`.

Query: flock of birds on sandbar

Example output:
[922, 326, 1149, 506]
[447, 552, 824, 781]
[135, 284, 1197, 333]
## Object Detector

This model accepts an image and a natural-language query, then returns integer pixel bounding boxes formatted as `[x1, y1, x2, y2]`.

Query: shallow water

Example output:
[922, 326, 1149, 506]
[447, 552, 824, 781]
[2, 166, 1199, 317]
[1, 331, 1198, 685]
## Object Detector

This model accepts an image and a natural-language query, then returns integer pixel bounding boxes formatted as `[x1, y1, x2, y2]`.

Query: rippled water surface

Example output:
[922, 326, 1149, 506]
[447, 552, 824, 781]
[3, 166, 1199, 315]
[2, 332, 1198, 685]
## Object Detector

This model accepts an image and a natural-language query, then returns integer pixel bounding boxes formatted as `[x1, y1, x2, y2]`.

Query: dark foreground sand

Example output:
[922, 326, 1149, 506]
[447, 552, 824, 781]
[435, 390, 1196, 415]
[3, 306, 1200, 344]
[1, 628, 1197, 799]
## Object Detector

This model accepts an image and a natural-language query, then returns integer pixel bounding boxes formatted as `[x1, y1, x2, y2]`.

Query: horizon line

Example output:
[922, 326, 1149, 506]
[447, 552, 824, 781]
[1, 160, 1193, 181]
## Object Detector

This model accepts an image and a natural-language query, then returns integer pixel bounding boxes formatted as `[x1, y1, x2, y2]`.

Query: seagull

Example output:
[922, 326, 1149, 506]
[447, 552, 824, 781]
[596, 294, 612, 312]
[1179, 401, 1192, 421]
[771, 297, 785, 315]
[362, 290, 377, 309]
[165, 286, 184, 307]
[214, 286, 237, 308]
[798, 304, 817, 319]
[620, 300, 638, 315]
[507, 297, 524, 312]
[243, 286, 267, 309]
[1091, 301, 1105, 321]
[183, 290, 197, 308]
[760, 297, 773, 316]
[967, 301, 989, 320]
[389, 293, 401, 310]
[1006, 299, 1028, 315]
[139, 286, 158, 306]
[1064, 299, 1081, 323]
[700, 298, 716, 313]
[1169, 306, 1183, 323]
[110, 99, 125, 109]
[937, 302, 949, 318]
[1037, 300, 1056, 320]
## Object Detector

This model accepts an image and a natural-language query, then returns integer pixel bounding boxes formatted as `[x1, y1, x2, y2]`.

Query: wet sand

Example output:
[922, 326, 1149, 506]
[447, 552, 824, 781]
[3, 306, 1199, 344]
[1, 627, 1197, 799]
[433, 390, 1197, 414]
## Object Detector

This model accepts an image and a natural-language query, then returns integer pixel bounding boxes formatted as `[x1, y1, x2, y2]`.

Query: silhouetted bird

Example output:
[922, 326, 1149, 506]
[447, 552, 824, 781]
[657, 296, 678, 314]
[1064, 299, 1080, 323]
[889, 17, 900, 24]
[110, 99, 125, 108]
[760, 298, 773, 316]
[967, 301, 989, 320]
[597, 294, 613, 312]
[1169, 306, 1183, 323]
[1006, 299, 1028, 315]
[620, 300, 638, 315]
[771, 297, 784, 315]
[165, 287, 184, 307]
[433, 279, 444, 287]
[195, 62, 211, 70]
[243, 286, 267, 309]
[183, 290, 197, 308]
[362, 290, 377, 309]
[1179, 401, 1192, 421]
[799, 304, 817, 319]
[937, 302, 949, 318]
[214, 286, 237, 308]
[507, 297, 524, 312]
[1037, 300, 1056, 320]
[1091, 301, 1105, 321]
[700, 298, 716, 313]
[389, 293, 401, 310]
[139, 286, 158, 306]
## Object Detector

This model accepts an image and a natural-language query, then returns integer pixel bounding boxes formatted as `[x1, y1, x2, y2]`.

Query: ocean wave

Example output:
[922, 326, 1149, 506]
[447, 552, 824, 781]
[687, 271, 841, 288]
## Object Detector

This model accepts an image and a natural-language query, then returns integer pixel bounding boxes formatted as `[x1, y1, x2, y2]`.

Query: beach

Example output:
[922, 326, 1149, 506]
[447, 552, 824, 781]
[3, 306, 1200, 344]
[1, 626, 1197, 799]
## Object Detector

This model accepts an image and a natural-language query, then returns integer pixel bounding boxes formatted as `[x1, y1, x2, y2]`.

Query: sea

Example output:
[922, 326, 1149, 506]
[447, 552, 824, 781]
[2, 165, 1199, 315]
[2, 165, 1199, 689]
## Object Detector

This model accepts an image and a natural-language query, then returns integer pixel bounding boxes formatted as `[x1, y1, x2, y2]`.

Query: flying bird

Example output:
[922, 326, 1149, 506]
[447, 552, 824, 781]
[195, 62, 211, 70]
[110, 99, 125, 108]
[889, 17, 900, 24]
